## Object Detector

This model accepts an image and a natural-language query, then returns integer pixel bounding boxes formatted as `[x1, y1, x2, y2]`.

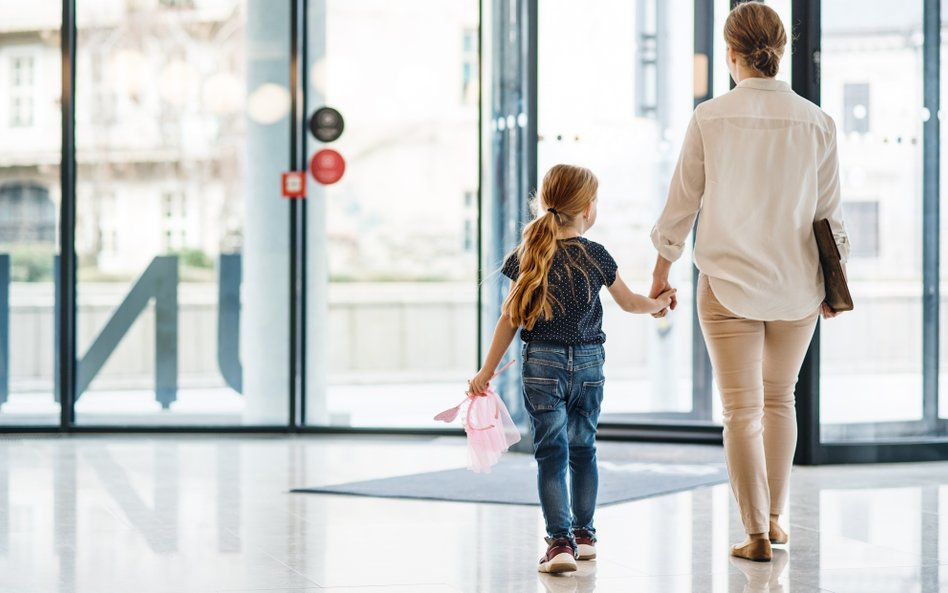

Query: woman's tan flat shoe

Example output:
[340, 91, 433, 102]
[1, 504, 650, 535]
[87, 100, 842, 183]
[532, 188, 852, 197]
[769, 519, 788, 545]
[730, 538, 772, 562]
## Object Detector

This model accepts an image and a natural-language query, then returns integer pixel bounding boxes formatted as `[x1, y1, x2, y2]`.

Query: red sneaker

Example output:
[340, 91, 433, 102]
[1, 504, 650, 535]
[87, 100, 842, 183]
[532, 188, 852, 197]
[574, 529, 597, 560]
[537, 537, 577, 573]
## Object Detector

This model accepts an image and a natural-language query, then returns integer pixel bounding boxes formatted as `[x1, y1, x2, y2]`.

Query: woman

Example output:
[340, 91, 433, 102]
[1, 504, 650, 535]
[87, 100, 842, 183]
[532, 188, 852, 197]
[649, 1, 850, 562]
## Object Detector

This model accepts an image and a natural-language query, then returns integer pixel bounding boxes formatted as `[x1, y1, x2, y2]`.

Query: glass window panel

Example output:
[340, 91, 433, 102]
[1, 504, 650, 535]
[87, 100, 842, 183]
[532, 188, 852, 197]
[75, 0, 290, 426]
[844, 201, 880, 259]
[843, 83, 871, 135]
[304, 0, 480, 428]
[821, 0, 926, 438]
[0, 0, 61, 425]
[538, 0, 699, 419]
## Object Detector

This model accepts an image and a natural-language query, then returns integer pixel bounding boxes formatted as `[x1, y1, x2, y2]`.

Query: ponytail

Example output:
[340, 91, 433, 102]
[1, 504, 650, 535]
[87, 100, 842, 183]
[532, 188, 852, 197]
[502, 212, 560, 331]
[501, 163, 599, 331]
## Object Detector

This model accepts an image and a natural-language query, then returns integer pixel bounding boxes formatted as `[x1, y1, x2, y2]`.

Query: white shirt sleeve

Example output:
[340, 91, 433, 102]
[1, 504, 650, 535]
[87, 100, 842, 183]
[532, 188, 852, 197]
[651, 112, 706, 262]
[814, 116, 851, 264]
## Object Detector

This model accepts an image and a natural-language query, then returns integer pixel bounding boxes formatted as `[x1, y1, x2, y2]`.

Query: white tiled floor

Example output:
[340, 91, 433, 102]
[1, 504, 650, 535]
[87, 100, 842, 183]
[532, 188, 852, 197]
[0, 435, 944, 592]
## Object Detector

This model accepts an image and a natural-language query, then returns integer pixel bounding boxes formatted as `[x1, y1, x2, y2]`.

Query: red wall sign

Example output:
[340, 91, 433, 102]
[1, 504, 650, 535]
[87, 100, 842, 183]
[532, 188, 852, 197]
[281, 171, 306, 199]
[310, 149, 346, 185]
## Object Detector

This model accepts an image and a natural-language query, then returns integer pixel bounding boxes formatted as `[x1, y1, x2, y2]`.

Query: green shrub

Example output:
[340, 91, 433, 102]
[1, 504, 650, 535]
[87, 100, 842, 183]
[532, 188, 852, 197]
[2, 244, 56, 282]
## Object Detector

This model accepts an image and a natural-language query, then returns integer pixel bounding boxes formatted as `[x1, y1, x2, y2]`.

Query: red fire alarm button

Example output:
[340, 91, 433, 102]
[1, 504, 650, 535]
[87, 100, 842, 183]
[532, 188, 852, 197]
[281, 171, 307, 199]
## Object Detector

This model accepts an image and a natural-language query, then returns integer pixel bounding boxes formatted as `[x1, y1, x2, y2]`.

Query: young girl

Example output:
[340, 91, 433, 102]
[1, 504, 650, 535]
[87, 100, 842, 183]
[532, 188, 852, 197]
[468, 164, 676, 574]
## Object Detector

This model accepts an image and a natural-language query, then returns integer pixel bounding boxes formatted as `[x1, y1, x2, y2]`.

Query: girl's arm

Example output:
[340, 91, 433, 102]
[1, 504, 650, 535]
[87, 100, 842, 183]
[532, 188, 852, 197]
[607, 271, 676, 314]
[468, 313, 519, 395]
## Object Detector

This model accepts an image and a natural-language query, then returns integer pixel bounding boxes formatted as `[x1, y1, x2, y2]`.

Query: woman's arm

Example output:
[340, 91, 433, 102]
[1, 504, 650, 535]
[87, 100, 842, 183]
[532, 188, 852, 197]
[649, 255, 677, 318]
[607, 271, 676, 314]
[816, 117, 851, 319]
[468, 314, 518, 395]
[815, 116, 851, 265]
[650, 112, 706, 264]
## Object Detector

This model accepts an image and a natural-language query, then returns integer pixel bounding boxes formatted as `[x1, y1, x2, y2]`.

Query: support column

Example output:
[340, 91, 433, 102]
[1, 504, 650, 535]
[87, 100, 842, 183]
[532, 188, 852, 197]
[243, 0, 291, 424]
[305, 0, 329, 426]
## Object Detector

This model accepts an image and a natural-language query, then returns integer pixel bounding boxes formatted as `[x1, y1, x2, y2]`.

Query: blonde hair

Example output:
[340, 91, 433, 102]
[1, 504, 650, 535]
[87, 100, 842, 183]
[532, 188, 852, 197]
[724, 1, 787, 78]
[502, 164, 598, 331]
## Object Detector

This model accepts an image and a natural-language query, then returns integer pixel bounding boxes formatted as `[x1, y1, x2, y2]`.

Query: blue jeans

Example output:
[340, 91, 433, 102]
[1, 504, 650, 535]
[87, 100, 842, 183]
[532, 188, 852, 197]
[521, 341, 605, 541]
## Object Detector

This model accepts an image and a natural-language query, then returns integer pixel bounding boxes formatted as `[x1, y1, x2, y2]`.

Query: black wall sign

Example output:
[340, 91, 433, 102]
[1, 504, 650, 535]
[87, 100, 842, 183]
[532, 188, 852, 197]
[309, 106, 344, 143]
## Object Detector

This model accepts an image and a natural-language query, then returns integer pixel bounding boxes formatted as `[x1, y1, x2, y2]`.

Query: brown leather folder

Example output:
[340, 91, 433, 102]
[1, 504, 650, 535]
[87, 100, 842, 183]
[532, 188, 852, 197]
[813, 218, 854, 312]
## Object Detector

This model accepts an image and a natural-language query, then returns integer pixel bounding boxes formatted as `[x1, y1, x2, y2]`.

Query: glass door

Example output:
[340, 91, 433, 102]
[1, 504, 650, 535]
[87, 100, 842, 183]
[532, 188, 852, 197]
[304, 0, 481, 428]
[818, 0, 935, 442]
[537, 0, 703, 423]
[788, 0, 948, 461]
[73, 0, 291, 426]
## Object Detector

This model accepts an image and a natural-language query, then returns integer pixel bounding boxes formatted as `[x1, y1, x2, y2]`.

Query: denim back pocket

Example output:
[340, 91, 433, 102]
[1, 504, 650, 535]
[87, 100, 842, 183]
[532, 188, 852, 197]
[523, 376, 561, 412]
[577, 379, 605, 417]
[574, 346, 604, 417]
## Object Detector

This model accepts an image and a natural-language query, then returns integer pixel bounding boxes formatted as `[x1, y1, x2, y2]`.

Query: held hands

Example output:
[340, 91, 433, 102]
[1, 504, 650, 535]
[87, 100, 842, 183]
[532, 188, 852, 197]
[649, 276, 678, 318]
[653, 288, 677, 315]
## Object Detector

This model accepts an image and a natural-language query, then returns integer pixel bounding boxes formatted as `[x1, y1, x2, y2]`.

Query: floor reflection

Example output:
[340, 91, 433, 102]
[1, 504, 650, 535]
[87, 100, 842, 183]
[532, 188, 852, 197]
[730, 550, 788, 593]
[539, 562, 597, 593]
[0, 437, 942, 593]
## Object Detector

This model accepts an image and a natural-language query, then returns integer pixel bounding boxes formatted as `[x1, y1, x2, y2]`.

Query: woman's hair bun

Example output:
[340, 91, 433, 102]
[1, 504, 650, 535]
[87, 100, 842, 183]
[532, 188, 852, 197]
[724, 2, 787, 78]
[750, 46, 781, 77]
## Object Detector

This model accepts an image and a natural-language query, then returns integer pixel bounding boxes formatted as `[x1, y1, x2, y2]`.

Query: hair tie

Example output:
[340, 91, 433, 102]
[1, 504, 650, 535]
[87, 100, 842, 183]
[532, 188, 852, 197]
[546, 207, 562, 224]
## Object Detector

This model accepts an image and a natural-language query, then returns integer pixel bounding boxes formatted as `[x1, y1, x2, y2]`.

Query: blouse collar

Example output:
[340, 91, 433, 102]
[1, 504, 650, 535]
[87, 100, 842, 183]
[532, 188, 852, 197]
[736, 77, 792, 92]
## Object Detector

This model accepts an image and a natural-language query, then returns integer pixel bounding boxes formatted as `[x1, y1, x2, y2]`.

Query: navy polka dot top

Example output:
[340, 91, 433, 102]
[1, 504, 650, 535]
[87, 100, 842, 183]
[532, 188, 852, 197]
[503, 237, 618, 345]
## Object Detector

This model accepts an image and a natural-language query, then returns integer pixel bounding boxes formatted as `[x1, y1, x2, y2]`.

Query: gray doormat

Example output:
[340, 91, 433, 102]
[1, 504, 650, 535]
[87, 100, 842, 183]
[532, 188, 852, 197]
[291, 454, 728, 506]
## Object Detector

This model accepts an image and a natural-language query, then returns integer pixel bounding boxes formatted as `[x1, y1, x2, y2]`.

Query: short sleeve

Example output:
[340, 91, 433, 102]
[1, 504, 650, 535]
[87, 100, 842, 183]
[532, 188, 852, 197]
[502, 252, 520, 280]
[590, 243, 618, 287]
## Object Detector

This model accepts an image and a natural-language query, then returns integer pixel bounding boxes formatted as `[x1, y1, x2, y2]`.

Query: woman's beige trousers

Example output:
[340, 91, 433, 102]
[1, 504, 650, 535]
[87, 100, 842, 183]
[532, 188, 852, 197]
[697, 274, 819, 534]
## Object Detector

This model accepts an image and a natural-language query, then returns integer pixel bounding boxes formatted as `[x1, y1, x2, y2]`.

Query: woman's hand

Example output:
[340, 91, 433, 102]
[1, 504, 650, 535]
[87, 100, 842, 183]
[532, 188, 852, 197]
[653, 288, 677, 314]
[649, 276, 677, 318]
[821, 302, 841, 319]
[467, 368, 494, 396]
[649, 255, 676, 318]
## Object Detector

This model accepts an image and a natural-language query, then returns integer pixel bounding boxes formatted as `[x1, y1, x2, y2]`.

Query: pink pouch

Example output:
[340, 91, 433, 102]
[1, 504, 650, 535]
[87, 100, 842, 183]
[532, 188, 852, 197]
[434, 360, 521, 473]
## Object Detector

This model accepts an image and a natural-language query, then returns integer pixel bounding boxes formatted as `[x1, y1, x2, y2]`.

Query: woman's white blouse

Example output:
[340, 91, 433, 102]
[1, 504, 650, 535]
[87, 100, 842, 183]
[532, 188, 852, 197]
[651, 77, 851, 321]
